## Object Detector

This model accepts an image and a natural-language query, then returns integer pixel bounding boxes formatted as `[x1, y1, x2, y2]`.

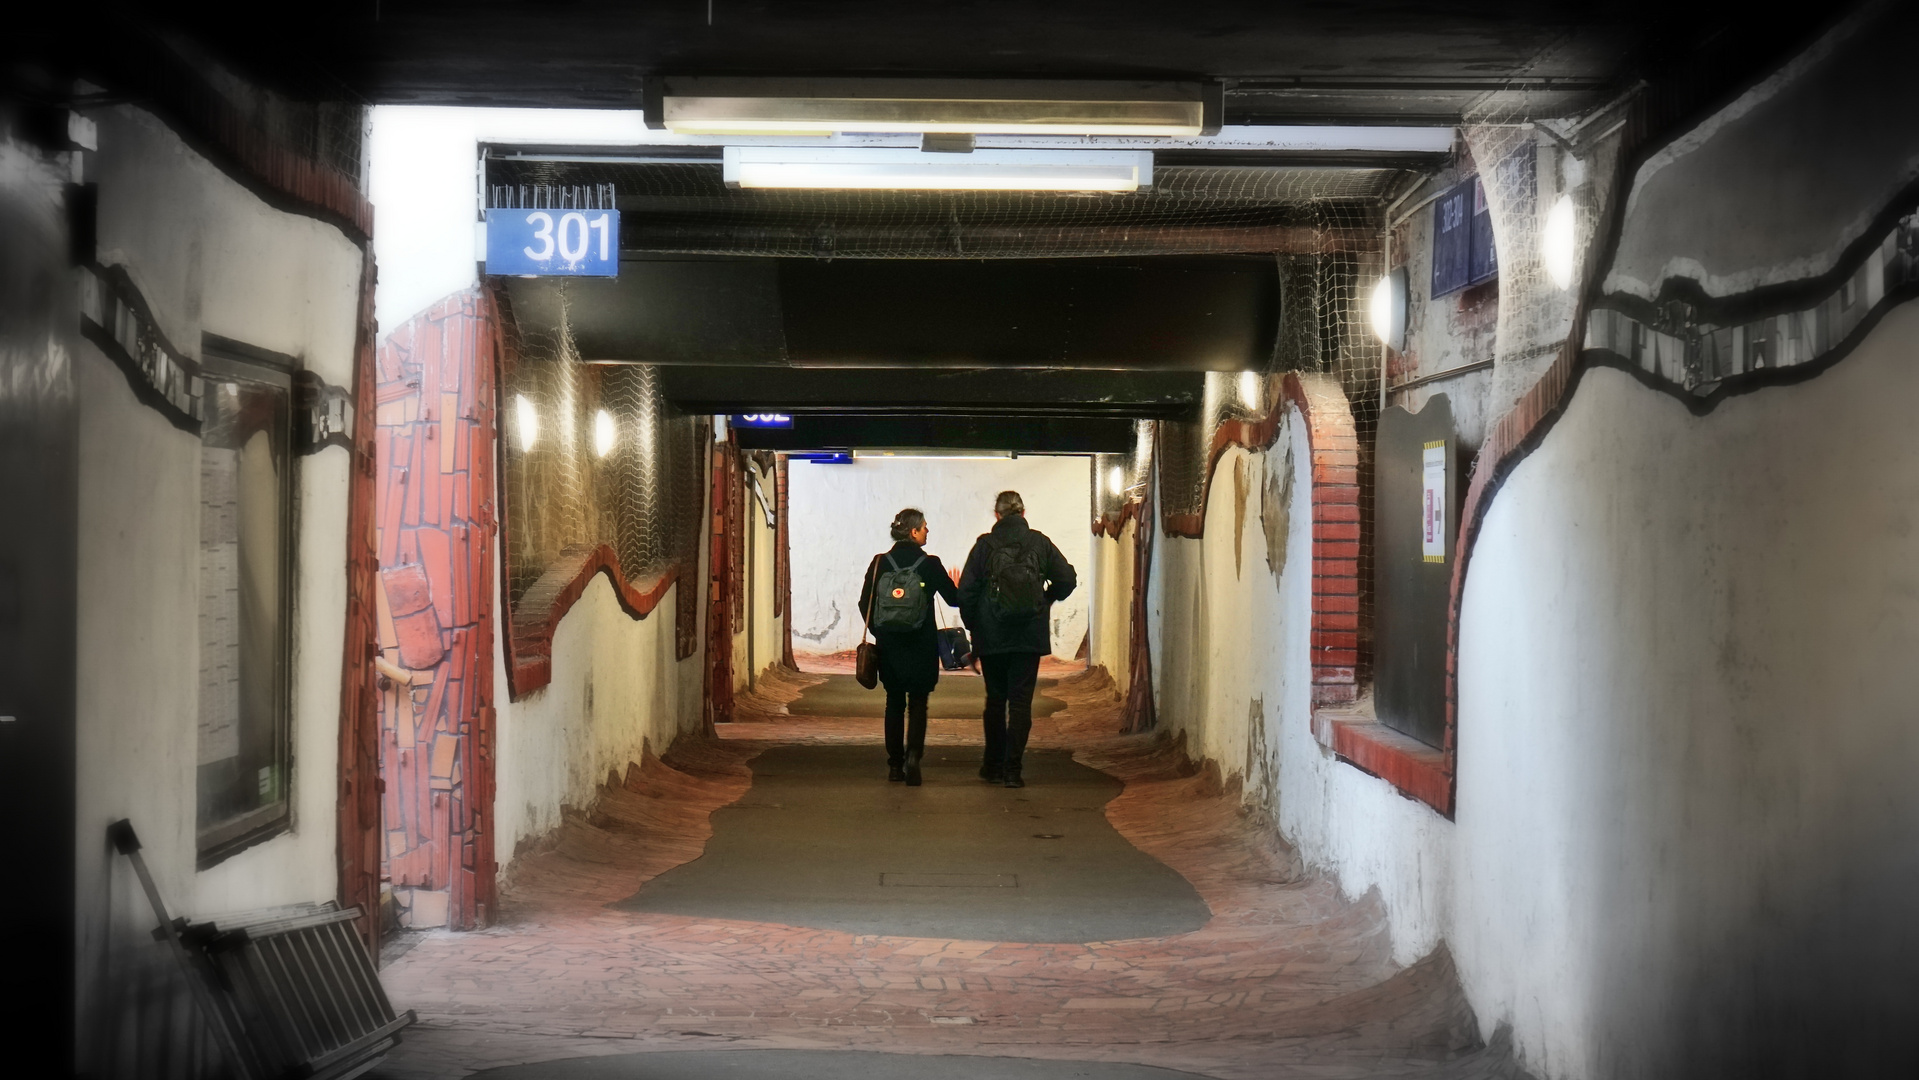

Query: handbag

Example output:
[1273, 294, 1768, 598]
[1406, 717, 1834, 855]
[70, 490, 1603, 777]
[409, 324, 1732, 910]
[855, 557, 882, 689]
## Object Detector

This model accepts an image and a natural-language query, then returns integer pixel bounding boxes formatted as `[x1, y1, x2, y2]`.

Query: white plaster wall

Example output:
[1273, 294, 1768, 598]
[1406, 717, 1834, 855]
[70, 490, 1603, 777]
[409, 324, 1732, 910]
[1451, 309, 1919, 1077]
[1088, 520, 1134, 688]
[1145, 429, 1452, 966]
[74, 103, 363, 933]
[744, 481, 783, 684]
[72, 103, 365, 1062]
[789, 456, 1091, 657]
[492, 575, 704, 860]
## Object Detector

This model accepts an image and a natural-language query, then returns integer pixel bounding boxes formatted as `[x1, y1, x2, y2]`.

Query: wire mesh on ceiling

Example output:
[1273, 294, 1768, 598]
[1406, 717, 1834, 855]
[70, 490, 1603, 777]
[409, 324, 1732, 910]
[498, 290, 708, 658]
[485, 159, 1400, 259]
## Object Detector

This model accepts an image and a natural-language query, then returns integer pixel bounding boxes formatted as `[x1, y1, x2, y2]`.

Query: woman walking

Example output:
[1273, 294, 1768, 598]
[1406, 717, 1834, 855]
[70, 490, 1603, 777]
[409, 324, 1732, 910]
[858, 509, 962, 786]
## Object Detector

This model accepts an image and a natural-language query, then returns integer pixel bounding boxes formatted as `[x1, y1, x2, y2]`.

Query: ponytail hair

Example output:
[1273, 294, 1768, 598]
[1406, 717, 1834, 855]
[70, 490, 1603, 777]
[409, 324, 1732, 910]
[890, 508, 926, 543]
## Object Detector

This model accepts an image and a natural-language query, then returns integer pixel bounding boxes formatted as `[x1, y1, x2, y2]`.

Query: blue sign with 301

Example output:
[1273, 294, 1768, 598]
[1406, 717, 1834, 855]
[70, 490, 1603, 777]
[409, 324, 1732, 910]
[485, 208, 620, 277]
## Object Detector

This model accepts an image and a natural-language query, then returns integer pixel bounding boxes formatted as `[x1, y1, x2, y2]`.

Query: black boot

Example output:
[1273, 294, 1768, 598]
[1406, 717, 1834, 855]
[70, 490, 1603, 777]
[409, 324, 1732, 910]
[978, 760, 1003, 783]
[904, 752, 923, 787]
[1002, 762, 1024, 789]
[888, 761, 906, 782]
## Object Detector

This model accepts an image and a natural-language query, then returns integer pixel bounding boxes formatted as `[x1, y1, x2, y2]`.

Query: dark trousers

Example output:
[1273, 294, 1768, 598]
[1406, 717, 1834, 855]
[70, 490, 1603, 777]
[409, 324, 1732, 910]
[981, 652, 1043, 770]
[884, 688, 930, 766]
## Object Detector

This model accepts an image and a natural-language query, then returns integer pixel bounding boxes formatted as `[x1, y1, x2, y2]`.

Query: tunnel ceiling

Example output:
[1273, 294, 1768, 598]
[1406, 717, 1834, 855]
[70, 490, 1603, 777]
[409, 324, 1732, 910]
[113, 1, 1836, 126]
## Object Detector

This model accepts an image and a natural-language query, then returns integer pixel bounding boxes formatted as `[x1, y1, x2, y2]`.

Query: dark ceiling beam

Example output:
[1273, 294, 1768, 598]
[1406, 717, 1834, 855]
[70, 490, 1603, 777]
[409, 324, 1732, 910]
[733, 414, 1136, 453]
[655, 366, 1202, 418]
[501, 255, 1286, 371]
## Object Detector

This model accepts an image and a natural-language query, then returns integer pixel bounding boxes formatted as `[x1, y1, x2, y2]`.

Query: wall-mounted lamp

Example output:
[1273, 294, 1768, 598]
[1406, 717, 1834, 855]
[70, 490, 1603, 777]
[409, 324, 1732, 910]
[515, 394, 539, 451]
[1369, 267, 1408, 352]
[1542, 195, 1579, 291]
[1108, 464, 1128, 498]
[593, 408, 617, 457]
[1236, 370, 1263, 412]
[723, 146, 1153, 193]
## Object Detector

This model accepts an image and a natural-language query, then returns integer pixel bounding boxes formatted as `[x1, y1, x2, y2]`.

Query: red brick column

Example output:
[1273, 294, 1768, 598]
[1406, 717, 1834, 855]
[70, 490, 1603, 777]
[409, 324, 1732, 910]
[373, 291, 499, 929]
[1282, 376, 1363, 706]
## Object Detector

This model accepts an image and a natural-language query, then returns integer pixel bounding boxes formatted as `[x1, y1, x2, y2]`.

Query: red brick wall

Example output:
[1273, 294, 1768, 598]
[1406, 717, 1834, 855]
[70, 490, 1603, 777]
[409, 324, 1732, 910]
[374, 291, 499, 929]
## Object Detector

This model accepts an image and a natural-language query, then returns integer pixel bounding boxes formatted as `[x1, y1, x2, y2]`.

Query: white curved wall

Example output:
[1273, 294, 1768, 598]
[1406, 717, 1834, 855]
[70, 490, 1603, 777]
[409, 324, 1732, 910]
[492, 575, 704, 861]
[789, 456, 1091, 658]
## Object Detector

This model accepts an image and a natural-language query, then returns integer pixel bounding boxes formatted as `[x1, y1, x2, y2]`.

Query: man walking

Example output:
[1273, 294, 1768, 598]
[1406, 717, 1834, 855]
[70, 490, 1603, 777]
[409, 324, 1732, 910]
[958, 490, 1078, 788]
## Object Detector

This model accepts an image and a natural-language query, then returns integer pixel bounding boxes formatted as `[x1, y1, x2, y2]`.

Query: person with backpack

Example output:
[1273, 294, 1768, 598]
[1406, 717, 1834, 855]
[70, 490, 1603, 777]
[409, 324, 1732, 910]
[857, 508, 962, 786]
[957, 490, 1078, 789]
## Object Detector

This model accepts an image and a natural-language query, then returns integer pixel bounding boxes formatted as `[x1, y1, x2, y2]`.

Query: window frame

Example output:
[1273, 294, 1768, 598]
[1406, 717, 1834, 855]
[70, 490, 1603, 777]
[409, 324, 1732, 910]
[194, 345, 298, 869]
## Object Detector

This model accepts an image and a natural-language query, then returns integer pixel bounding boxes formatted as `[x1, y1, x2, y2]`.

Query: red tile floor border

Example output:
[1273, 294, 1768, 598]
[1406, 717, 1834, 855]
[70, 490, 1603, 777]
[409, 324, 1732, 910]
[373, 668, 1520, 1079]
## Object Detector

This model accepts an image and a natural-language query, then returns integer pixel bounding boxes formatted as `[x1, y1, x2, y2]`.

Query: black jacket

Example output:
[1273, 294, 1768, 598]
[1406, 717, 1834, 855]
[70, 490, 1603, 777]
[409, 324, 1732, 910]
[858, 541, 962, 693]
[957, 515, 1078, 656]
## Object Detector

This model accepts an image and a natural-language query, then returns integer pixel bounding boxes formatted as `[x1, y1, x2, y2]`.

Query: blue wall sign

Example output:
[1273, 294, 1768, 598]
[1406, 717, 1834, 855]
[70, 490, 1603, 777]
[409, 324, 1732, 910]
[485, 208, 620, 277]
[1431, 177, 1496, 297]
[732, 413, 794, 428]
[789, 452, 852, 464]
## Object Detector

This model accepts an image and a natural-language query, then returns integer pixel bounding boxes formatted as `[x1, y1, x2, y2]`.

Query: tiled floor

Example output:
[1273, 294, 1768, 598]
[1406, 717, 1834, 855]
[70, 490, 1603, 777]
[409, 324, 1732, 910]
[372, 668, 1528, 1079]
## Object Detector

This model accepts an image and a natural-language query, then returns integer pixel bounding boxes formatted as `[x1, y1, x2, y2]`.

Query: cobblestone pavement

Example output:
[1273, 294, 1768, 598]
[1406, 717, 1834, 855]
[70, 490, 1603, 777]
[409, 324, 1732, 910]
[372, 668, 1530, 1080]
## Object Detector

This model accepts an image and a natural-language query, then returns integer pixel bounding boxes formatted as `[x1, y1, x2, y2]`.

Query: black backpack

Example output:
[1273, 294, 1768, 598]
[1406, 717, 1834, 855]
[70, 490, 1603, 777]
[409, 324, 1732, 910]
[870, 554, 930, 631]
[985, 537, 1047, 621]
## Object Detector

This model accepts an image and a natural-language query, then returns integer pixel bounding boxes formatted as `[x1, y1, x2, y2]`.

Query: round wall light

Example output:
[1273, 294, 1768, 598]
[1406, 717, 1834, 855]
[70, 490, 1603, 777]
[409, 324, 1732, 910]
[514, 394, 539, 451]
[1542, 194, 1578, 290]
[1368, 267, 1408, 352]
[593, 408, 617, 457]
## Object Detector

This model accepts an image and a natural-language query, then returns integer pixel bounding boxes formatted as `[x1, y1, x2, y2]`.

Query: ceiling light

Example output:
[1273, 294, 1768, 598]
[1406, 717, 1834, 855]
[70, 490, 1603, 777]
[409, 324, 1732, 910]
[1369, 269, 1408, 351]
[723, 147, 1152, 192]
[1542, 195, 1578, 290]
[593, 408, 617, 457]
[515, 394, 539, 451]
[656, 78, 1208, 137]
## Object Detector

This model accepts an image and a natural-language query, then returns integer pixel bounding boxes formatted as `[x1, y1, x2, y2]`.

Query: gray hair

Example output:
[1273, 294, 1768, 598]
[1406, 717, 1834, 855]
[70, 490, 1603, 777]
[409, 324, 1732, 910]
[994, 490, 1025, 516]
[890, 508, 926, 542]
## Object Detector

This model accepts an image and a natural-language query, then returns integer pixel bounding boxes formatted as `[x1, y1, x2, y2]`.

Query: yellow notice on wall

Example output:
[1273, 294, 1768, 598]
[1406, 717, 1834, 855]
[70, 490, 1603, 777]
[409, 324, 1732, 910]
[1422, 440, 1446, 563]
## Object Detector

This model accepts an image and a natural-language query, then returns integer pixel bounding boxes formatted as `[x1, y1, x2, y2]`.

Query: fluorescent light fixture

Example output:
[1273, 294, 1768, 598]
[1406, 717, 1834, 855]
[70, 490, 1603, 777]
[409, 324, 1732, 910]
[659, 78, 1207, 137]
[1542, 194, 1578, 290]
[593, 408, 617, 457]
[724, 146, 1152, 192]
[853, 448, 1016, 460]
[515, 394, 539, 450]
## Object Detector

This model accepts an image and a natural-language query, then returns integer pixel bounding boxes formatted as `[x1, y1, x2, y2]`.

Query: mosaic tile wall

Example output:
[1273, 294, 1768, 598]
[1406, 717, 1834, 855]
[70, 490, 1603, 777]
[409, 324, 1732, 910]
[374, 290, 499, 930]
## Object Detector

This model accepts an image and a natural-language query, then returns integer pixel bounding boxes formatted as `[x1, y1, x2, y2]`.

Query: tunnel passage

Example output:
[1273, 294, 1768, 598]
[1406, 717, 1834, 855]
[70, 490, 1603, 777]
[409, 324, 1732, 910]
[783, 673, 1068, 719]
[615, 744, 1211, 942]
